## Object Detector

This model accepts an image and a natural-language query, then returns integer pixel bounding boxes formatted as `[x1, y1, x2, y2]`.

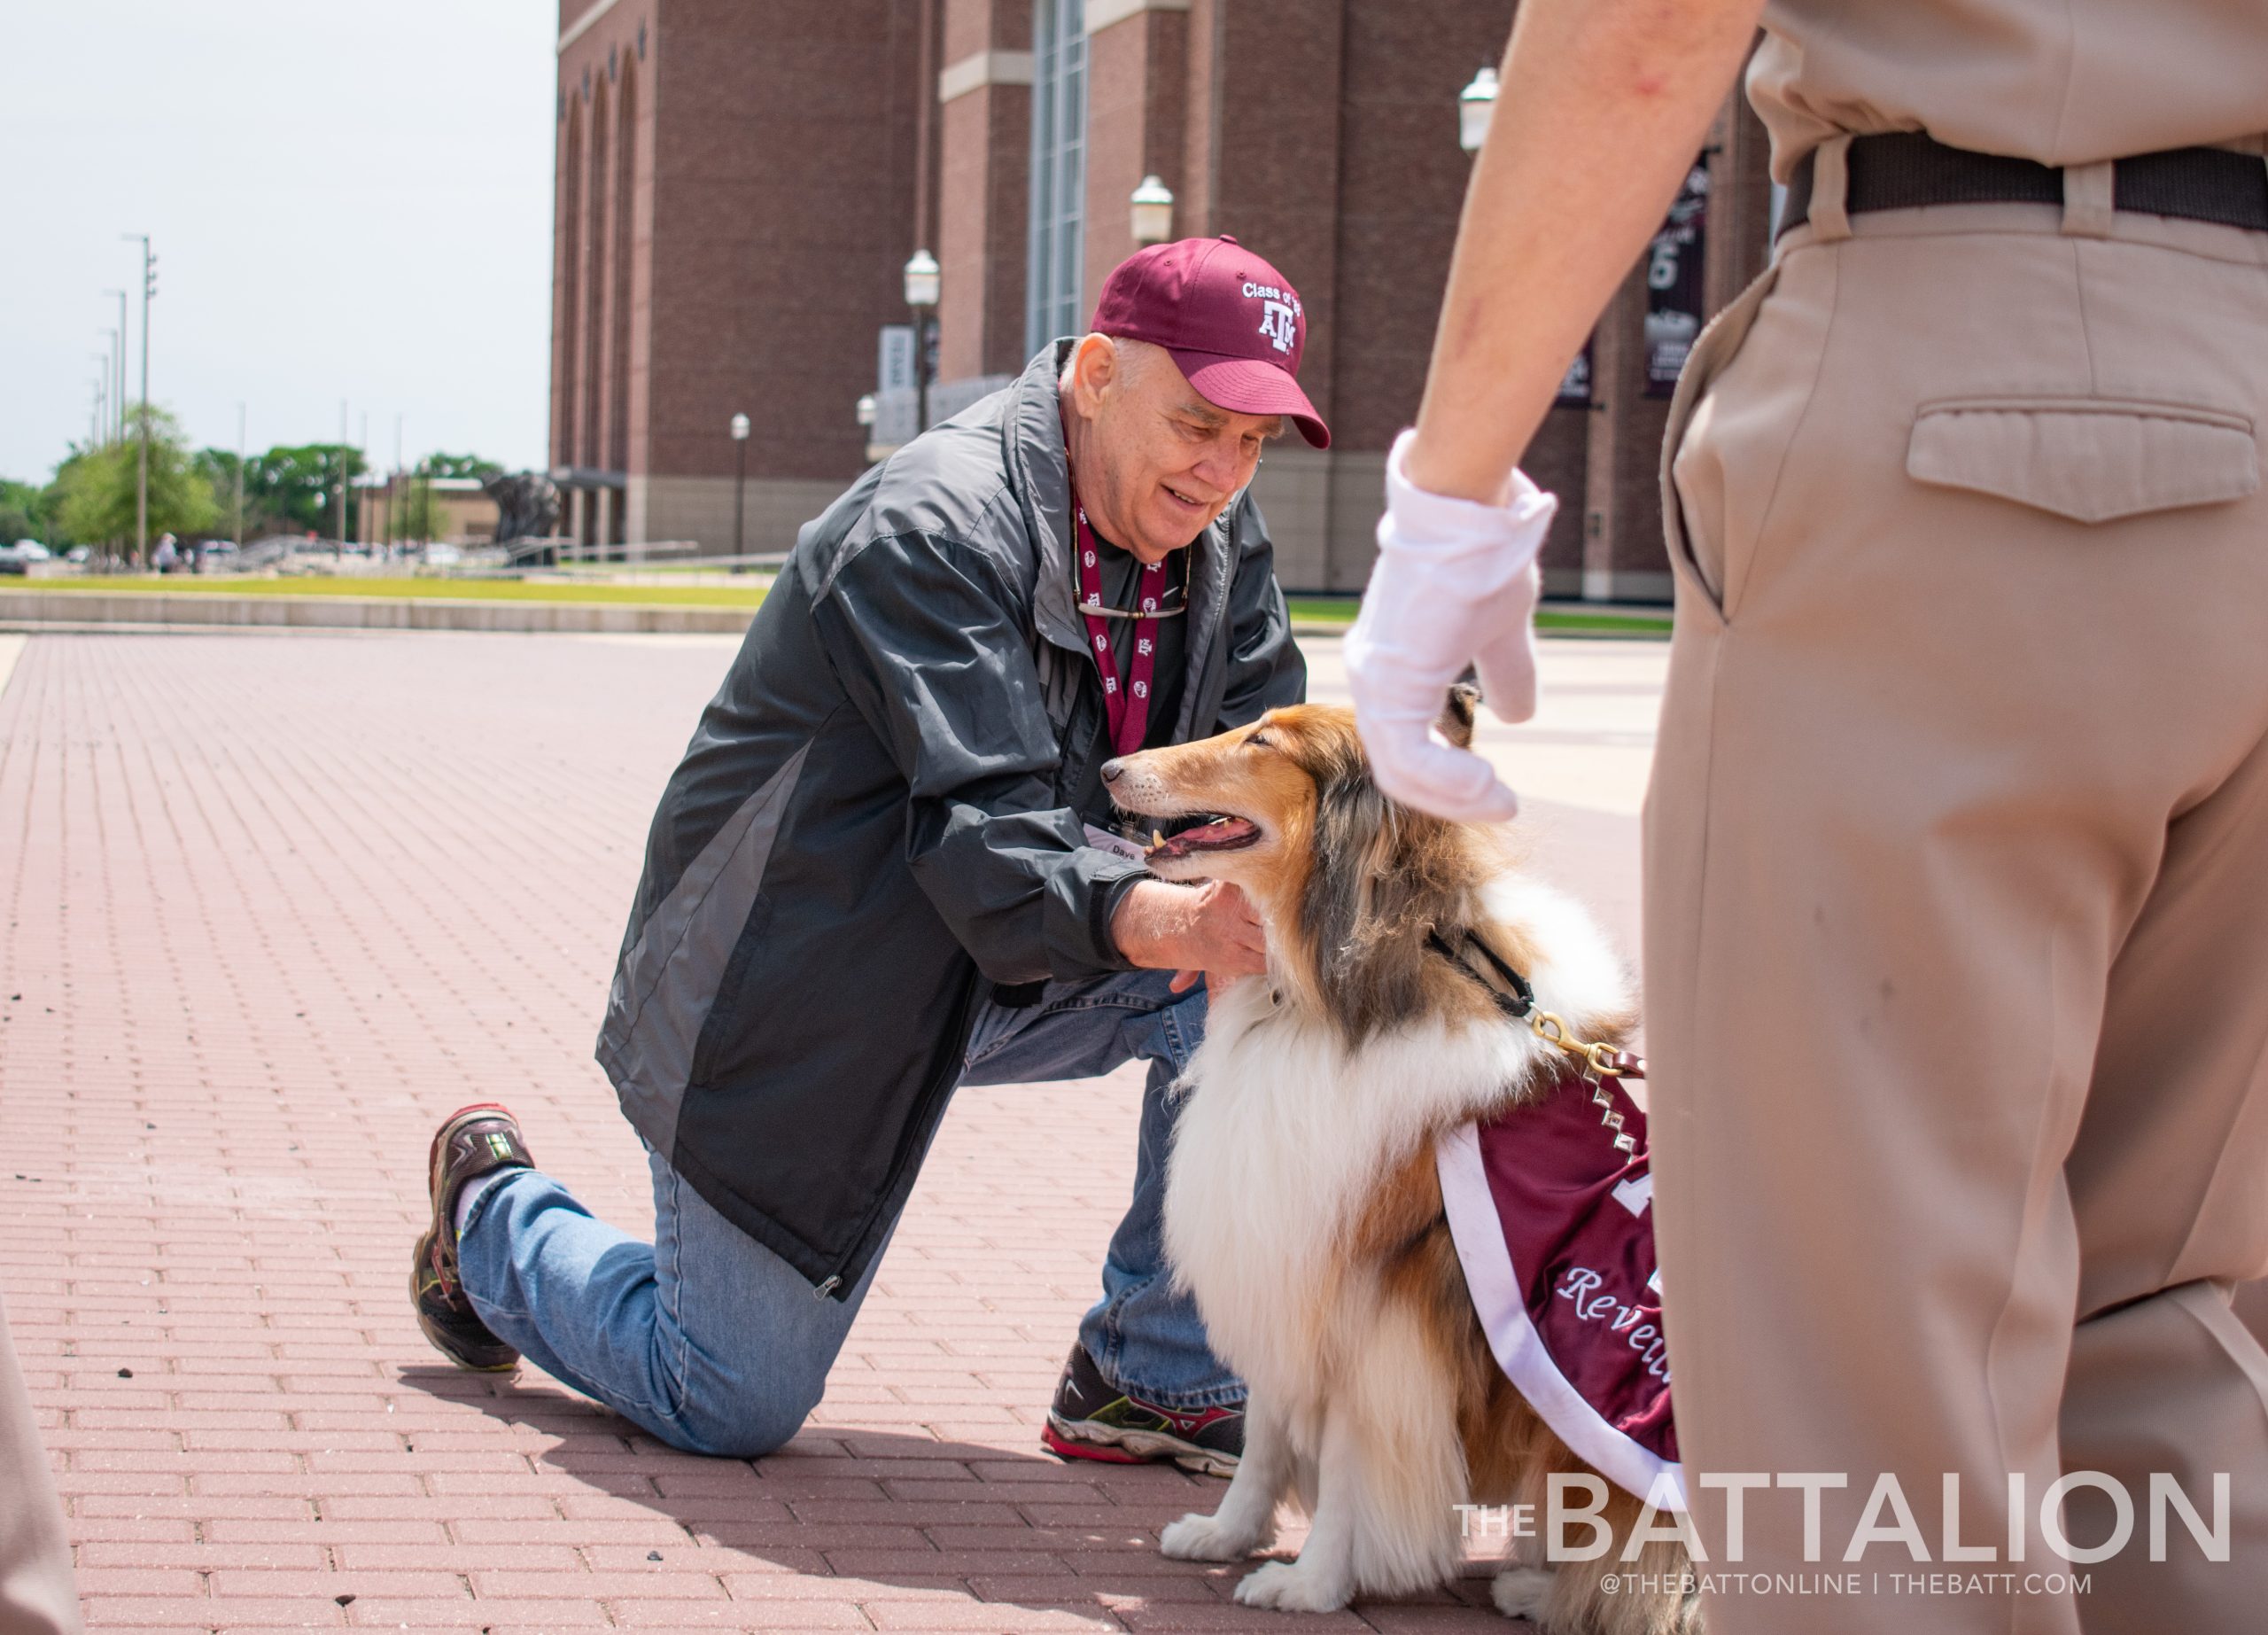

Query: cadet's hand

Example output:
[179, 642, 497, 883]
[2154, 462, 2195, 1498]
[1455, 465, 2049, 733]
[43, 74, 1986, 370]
[1111, 879, 1268, 993]
[1345, 429, 1556, 824]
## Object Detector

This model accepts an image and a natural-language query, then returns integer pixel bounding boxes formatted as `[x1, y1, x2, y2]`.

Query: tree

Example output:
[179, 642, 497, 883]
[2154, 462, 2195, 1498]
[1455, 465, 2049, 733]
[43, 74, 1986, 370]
[192, 449, 248, 541]
[237, 444, 367, 537]
[0, 479, 47, 545]
[423, 452, 503, 482]
[50, 408, 218, 555]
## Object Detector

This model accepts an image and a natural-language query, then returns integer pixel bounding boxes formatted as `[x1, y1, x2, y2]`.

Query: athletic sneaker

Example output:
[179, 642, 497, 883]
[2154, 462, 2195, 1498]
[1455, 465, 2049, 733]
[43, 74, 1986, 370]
[1041, 1343, 1242, 1477]
[410, 1102, 535, 1372]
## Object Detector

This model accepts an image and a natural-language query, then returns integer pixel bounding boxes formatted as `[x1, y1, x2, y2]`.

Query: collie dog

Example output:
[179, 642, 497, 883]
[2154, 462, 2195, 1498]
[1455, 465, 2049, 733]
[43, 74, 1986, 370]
[1106, 690, 1698, 1633]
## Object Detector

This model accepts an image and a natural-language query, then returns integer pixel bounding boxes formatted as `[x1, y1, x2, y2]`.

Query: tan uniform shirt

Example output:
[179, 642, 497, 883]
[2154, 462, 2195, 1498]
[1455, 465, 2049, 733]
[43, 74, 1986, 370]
[1751, 1, 2268, 180]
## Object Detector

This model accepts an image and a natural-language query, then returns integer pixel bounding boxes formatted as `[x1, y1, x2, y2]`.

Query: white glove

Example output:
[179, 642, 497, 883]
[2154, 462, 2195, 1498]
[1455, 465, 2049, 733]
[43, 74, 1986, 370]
[1344, 429, 1557, 823]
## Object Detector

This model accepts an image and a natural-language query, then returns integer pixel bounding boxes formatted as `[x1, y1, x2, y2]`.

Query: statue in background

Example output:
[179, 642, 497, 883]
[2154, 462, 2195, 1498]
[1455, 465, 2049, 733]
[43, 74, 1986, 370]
[483, 472, 561, 544]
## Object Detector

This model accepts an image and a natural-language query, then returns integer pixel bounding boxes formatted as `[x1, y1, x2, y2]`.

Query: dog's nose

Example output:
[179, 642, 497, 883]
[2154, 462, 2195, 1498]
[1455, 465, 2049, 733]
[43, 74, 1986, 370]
[1100, 759, 1124, 784]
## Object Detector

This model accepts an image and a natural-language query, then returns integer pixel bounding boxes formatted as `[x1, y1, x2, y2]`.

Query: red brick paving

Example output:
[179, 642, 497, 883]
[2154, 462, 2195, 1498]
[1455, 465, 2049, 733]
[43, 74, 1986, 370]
[0, 631, 1645, 1633]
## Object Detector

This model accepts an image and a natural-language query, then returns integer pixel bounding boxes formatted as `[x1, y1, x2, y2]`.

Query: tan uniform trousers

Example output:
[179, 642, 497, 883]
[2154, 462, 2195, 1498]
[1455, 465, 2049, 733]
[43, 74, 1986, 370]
[0, 1295, 76, 1635]
[1645, 152, 2268, 1635]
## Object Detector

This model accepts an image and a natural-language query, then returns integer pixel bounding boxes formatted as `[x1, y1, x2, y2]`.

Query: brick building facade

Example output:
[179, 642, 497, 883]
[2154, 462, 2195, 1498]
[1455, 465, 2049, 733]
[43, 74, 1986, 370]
[550, 0, 1775, 597]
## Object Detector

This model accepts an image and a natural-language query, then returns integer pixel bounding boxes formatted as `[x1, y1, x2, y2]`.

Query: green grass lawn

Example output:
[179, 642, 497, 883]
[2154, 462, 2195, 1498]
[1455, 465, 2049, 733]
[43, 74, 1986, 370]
[1531, 609, 1673, 634]
[13, 574, 773, 609]
[1288, 596, 1670, 635]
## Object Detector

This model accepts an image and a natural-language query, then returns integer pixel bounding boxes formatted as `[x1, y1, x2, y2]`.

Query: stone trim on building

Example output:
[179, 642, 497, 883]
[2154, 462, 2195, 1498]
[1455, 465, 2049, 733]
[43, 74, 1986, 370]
[557, 0, 620, 55]
[939, 48, 1036, 104]
[1086, 0, 1191, 35]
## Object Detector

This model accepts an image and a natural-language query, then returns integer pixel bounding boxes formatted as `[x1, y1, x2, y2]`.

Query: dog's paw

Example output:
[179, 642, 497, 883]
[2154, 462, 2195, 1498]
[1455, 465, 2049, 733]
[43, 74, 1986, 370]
[1491, 1566, 1554, 1622]
[1160, 1512, 1263, 1562]
[1234, 1560, 1352, 1614]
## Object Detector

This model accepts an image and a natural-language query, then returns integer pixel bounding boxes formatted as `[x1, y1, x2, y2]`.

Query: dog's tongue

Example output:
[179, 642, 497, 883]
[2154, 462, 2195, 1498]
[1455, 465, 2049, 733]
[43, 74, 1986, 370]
[1146, 817, 1259, 860]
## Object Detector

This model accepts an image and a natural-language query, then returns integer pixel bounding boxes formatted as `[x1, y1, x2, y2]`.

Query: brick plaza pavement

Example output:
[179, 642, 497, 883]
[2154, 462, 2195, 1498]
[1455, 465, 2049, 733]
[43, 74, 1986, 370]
[0, 628, 1659, 1634]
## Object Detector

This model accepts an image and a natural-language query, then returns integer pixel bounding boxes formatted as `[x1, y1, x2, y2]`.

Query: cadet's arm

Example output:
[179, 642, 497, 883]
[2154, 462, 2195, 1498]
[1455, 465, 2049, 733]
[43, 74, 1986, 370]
[1406, 0, 1768, 504]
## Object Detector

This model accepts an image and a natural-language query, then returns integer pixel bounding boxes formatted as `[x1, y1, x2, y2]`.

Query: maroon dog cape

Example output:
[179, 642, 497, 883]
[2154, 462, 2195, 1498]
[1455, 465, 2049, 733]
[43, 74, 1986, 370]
[1437, 1067, 1683, 1510]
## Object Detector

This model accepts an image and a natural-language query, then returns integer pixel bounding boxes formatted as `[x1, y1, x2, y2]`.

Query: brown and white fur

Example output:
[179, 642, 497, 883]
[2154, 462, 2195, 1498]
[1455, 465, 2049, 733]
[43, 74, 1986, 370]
[1104, 689, 1698, 1633]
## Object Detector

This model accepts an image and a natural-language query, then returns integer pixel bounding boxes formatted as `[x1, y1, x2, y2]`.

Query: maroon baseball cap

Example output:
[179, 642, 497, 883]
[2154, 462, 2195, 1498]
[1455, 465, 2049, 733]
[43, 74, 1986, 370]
[1090, 236, 1331, 448]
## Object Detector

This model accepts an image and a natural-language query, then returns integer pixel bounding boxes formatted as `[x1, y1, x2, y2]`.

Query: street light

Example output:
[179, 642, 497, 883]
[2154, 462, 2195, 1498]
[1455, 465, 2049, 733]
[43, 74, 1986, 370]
[855, 393, 876, 430]
[1459, 65, 1500, 153]
[1130, 175, 1176, 245]
[903, 248, 940, 435]
[730, 411, 750, 559]
[121, 234, 155, 563]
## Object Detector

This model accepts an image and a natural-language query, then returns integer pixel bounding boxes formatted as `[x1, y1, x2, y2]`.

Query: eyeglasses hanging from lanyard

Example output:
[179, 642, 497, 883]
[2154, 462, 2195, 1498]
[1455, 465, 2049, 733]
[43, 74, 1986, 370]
[1069, 491, 1184, 759]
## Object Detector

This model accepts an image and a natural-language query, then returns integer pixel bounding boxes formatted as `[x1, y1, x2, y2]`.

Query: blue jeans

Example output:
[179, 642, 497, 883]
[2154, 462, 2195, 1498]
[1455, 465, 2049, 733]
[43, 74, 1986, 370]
[454, 968, 1239, 1457]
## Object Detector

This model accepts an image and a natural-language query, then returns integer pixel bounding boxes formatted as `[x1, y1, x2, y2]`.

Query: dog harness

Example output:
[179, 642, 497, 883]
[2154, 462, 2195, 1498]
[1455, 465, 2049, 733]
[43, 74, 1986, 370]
[1427, 932, 1683, 1511]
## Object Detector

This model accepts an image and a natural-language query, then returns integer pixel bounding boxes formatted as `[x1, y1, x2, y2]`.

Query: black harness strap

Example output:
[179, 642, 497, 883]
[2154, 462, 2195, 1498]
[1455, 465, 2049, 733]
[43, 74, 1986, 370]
[1425, 928, 1536, 1021]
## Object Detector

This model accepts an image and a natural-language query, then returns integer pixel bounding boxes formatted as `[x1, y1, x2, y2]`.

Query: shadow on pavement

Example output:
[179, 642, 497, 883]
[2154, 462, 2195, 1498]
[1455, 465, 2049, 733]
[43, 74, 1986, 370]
[397, 1363, 1512, 1630]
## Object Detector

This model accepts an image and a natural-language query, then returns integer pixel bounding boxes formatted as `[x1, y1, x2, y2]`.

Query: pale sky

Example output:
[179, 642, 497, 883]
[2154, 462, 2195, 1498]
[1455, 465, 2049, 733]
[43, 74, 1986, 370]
[1, 0, 558, 486]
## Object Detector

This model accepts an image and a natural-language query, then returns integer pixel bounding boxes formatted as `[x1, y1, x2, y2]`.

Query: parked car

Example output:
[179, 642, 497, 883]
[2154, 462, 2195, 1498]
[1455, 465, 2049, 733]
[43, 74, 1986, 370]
[2, 539, 50, 561]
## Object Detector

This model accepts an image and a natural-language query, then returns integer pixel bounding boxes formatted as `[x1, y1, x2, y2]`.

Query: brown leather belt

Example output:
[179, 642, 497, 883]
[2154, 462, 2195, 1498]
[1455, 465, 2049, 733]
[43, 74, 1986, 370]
[1780, 131, 2268, 240]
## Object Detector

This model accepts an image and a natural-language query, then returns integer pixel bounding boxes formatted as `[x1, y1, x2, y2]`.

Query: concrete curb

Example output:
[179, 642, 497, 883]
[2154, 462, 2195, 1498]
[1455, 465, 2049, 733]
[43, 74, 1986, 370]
[0, 590, 759, 635]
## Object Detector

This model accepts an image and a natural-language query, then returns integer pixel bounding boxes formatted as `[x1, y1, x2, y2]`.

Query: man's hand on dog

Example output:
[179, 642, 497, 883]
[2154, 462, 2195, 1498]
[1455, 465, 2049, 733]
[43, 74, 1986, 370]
[1112, 878, 1268, 993]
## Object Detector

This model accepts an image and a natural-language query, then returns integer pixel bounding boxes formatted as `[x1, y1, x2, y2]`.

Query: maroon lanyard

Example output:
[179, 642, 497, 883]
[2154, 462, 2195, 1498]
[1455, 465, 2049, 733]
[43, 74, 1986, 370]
[1071, 494, 1169, 758]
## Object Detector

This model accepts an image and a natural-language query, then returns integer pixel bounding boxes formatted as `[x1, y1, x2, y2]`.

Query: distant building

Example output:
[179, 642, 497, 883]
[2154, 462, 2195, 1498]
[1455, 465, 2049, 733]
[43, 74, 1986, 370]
[549, 1, 1772, 598]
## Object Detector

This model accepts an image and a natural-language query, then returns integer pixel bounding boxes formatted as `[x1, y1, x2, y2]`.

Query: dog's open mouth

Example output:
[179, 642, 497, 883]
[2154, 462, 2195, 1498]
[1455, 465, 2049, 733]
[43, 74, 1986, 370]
[1142, 814, 1262, 863]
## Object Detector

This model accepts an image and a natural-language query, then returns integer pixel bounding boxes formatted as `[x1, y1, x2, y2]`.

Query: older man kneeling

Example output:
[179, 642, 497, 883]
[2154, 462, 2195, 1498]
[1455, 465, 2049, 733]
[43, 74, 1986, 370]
[408, 237, 1329, 1473]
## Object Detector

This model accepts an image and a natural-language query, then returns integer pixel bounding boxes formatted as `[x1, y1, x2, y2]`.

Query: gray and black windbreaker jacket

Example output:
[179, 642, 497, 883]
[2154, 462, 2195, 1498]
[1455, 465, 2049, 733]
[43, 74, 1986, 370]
[595, 343, 1307, 1297]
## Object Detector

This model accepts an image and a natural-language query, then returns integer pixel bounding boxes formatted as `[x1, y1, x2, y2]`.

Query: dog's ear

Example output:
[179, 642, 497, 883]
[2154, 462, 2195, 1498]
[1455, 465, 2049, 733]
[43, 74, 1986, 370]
[1301, 737, 1387, 972]
[1437, 683, 1480, 750]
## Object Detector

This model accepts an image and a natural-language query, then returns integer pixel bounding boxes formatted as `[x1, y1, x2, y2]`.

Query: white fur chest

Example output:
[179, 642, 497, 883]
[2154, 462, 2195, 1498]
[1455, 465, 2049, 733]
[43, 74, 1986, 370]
[1162, 981, 1527, 1394]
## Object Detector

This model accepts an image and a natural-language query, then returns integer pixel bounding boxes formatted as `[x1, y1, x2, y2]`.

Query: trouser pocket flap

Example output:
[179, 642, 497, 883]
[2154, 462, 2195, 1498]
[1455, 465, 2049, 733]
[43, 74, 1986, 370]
[1907, 397, 2257, 524]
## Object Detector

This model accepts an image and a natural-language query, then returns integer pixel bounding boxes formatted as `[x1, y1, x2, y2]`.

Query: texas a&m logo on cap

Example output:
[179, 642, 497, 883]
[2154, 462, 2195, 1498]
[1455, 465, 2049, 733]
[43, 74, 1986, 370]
[1243, 280, 1302, 355]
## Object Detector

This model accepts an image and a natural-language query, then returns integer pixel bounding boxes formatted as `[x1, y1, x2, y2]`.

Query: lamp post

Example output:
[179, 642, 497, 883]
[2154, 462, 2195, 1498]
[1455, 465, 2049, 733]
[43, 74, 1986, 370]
[855, 393, 879, 463]
[730, 411, 750, 559]
[1459, 66, 1499, 153]
[902, 249, 940, 434]
[1130, 175, 1176, 246]
[121, 235, 154, 564]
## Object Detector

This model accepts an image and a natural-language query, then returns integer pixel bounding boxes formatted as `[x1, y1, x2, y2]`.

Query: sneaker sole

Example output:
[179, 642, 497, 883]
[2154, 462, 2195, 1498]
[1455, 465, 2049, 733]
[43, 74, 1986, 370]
[1043, 1415, 1237, 1479]
[416, 1104, 526, 1374]
[408, 1241, 518, 1373]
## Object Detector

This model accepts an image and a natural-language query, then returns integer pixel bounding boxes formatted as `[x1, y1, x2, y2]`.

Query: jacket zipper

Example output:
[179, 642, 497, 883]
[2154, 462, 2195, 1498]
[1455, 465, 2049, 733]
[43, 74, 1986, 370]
[809, 970, 990, 1300]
